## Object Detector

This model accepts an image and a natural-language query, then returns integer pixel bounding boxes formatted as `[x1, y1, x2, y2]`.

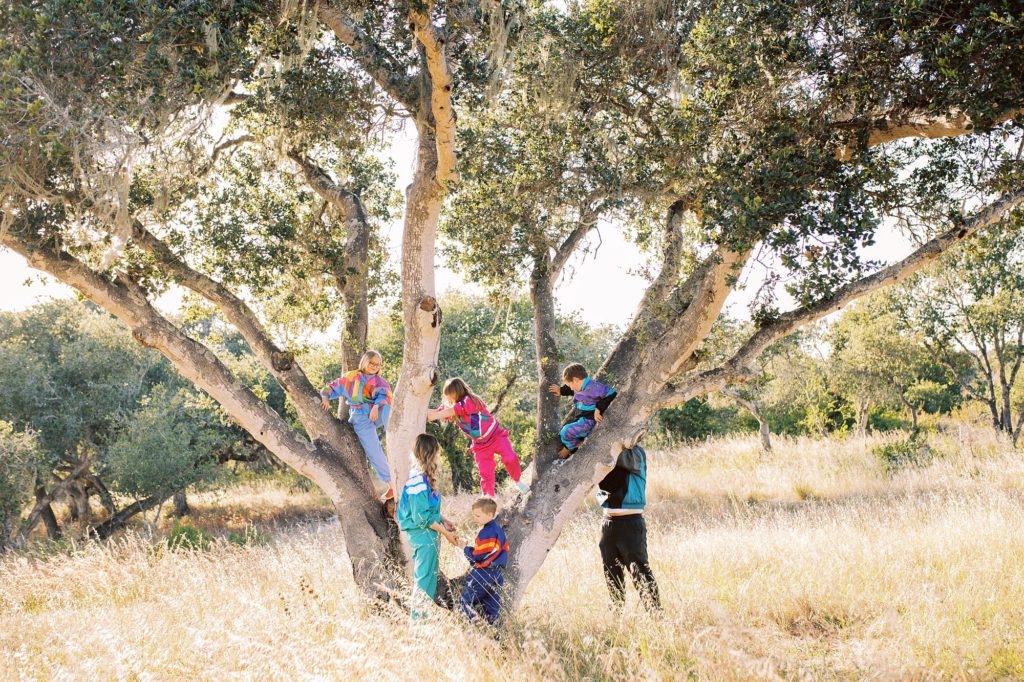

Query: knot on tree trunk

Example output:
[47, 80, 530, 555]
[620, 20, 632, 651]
[419, 296, 442, 328]
[131, 324, 159, 349]
[271, 350, 294, 371]
[429, 367, 440, 386]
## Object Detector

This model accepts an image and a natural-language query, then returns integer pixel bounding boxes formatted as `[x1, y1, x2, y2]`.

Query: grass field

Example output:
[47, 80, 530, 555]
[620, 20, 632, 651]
[3, 425, 1024, 680]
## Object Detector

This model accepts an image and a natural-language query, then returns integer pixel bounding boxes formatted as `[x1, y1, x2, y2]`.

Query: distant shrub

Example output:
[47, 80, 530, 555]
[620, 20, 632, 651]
[166, 522, 212, 551]
[873, 436, 934, 475]
[227, 525, 267, 547]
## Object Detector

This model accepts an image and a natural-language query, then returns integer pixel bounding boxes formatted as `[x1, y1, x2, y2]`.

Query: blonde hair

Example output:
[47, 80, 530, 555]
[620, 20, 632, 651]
[412, 434, 441, 492]
[358, 350, 383, 374]
[442, 377, 485, 410]
[472, 497, 497, 516]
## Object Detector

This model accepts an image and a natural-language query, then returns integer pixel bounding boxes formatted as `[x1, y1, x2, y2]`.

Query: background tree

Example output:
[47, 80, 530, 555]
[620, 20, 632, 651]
[901, 220, 1024, 443]
[0, 422, 44, 550]
[830, 294, 957, 433]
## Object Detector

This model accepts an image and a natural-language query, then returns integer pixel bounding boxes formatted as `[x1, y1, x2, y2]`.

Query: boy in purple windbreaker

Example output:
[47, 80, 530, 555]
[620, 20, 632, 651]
[547, 363, 617, 459]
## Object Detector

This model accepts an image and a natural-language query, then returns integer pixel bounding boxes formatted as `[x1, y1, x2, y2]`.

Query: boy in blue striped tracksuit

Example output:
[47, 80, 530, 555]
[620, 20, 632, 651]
[548, 363, 617, 459]
[596, 445, 661, 611]
[458, 497, 508, 625]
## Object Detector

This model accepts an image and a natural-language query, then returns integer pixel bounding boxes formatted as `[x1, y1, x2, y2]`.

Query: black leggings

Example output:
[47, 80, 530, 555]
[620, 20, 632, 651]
[599, 514, 661, 611]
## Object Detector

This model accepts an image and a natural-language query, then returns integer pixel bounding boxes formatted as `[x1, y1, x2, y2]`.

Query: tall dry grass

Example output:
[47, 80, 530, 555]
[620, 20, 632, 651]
[3, 426, 1024, 680]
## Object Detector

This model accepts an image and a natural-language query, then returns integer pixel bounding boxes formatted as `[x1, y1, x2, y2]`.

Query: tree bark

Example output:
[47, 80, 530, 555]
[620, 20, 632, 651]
[386, 125, 445, 490]
[529, 250, 564, 475]
[172, 491, 190, 517]
[33, 476, 62, 541]
[385, 9, 459, 488]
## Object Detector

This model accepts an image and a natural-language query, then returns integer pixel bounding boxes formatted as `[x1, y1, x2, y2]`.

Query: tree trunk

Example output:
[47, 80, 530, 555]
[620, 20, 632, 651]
[1001, 384, 1013, 434]
[722, 388, 771, 452]
[758, 417, 772, 452]
[856, 399, 872, 437]
[33, 477, 62, 541]
[386, 125, 445, 489]
[529, 253, 564, 474]
[66, 478, 92, 524]
[92, 494, 167, 540]
[172, 491, 190, 517]
[504, 385, 656, 604]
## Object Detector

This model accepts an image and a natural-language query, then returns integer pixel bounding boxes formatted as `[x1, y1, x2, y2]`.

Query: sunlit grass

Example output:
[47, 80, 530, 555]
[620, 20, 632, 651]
[3, 425, 1024, 680]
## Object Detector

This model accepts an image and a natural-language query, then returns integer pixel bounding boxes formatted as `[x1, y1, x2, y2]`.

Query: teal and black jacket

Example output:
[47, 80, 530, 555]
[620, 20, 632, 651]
[597, 446, 647, 512]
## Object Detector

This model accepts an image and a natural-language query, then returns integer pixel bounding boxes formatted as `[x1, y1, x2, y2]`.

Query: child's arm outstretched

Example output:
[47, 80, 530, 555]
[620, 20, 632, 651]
[426, 406, 457, 422]
[548, 384, 574, 397]
[320, 376, 347, 411]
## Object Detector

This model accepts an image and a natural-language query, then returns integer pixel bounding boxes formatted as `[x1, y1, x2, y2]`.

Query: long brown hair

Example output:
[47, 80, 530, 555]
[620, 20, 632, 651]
[412, 433, 441, 492]
[442, 377, 486, 411]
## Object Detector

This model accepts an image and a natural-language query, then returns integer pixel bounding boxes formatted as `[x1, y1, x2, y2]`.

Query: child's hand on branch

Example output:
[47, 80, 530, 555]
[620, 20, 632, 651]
[548, 384, 562, 396]
[320, 397, 331, 412]
[595, 409, 603, 422]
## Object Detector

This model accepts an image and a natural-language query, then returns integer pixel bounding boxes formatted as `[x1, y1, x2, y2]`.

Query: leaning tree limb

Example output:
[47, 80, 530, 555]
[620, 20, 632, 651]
[1, 228, 397, 596]
[657, 188, 1024, 408]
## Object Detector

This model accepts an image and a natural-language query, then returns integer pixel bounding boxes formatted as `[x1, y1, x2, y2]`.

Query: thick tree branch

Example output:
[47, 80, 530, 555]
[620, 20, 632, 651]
[0, 230, 370, 495]
[658, 188, 1024, 407]
[318, 4, 417, 111]
[288, 151, 371, 371]
[408, 8, 458, 190]
[836, 106, 1023, 160]
[129, 221, 341, 442]
[549, 208, 599, 286]
[287, 152, 364, 226]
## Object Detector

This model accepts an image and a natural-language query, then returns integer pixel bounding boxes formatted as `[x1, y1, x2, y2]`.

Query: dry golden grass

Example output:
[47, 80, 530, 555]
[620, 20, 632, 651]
[4, 425, 1024, 680]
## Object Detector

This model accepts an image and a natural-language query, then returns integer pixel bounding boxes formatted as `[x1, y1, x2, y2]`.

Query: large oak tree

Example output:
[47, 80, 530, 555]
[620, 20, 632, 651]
[2, 0, 1022, 605]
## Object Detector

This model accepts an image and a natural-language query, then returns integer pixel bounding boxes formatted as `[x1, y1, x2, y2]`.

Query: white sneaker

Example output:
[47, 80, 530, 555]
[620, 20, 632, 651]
[515, 481, 530, 494]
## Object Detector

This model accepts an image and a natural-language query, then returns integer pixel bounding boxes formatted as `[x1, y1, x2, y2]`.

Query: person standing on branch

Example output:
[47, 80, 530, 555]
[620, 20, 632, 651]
[427, 377, 529, 496]
[548, 363, 617, 459]
[321, 350, 395, 499]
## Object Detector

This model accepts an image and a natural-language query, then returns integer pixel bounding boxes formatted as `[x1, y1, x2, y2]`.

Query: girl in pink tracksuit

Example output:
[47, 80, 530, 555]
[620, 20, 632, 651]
[426, 377, 529, 497]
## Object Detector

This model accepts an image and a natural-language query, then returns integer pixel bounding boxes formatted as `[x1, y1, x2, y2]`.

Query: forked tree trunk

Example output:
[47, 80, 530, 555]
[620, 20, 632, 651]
[722, 388, 771, 452]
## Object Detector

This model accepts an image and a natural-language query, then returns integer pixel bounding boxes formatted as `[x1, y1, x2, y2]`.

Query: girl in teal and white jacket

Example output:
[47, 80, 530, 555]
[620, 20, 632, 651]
[397, 434, 459, 617]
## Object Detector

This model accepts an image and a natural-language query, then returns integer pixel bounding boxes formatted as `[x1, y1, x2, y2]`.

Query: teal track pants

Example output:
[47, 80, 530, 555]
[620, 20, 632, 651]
[409, 531, 439, 618]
